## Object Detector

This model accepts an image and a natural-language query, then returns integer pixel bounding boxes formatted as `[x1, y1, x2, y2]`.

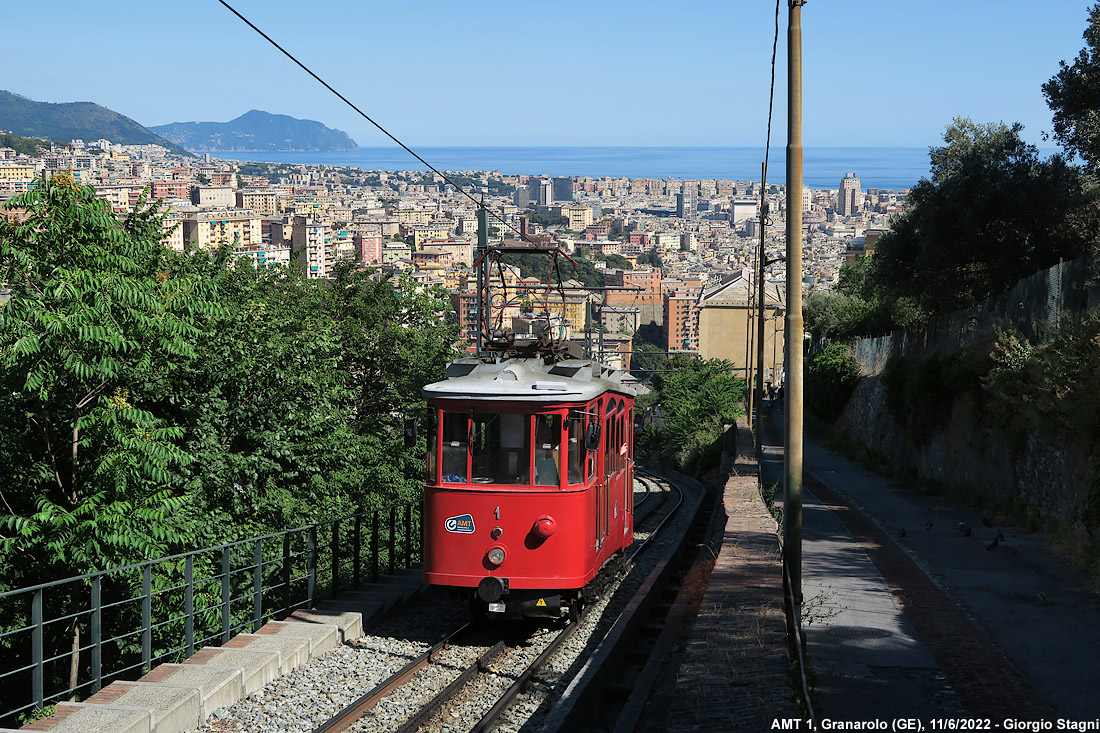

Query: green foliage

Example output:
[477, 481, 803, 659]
[629, 339, 668, 381]
[523, 207, 567, 228]
[0, 175, 458, 583]
[637, 357, 745, 474]
[805, 344, 862, 423]
[984, 317, 1100, 441]
[499, 251, 604, 288]
[871, 118, 1096, 321]
[595, 252, 632, 270]
[1043, 3, 1100, 173]
[0, 132, 57, 156]
[882, 348, 986, 446]
[636, 248, 663, 268]
[0, 175, 218, 576]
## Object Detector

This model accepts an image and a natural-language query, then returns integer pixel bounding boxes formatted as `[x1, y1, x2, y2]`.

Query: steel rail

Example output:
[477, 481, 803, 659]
[467, 471, 685, 733]
[312, 622, 472, 733]
[468, 622, 583, 733]
[392, 640, 507, 733]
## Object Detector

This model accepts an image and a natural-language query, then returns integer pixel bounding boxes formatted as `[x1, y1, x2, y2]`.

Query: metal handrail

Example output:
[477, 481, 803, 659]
[0, 499, 424, 725]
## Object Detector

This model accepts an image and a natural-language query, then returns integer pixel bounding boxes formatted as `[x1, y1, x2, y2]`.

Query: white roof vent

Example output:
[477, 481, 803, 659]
[533, 380, 568, 391]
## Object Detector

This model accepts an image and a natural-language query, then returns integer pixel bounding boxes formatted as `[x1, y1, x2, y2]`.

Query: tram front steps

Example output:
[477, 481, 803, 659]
[8, 567, 428, 733]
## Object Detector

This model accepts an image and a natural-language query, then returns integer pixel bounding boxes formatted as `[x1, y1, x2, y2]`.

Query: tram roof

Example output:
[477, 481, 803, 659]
[422, 357, 642, 403]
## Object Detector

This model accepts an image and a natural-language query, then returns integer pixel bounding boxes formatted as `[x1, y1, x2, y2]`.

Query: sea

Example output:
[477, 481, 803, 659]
[201, 147, 935, 192]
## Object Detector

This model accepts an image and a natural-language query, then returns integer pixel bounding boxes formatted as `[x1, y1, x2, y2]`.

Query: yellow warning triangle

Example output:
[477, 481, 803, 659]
[536, 598, 547, 606]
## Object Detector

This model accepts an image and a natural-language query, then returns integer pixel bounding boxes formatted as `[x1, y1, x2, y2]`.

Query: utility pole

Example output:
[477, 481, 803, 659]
[754, 162, 769, 445]
[784, 0, 806, 611]
[476, 200, 489, 355]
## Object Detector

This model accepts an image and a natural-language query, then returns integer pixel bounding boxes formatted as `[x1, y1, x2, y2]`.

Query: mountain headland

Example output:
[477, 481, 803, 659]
[150, 110, 358, 153]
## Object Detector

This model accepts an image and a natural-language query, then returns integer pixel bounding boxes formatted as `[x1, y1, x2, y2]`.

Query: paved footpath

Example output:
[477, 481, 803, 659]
[761, 403, 1100, 725]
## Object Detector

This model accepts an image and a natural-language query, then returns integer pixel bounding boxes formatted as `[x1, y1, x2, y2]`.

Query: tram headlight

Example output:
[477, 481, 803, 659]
[487, 546, 506, 566]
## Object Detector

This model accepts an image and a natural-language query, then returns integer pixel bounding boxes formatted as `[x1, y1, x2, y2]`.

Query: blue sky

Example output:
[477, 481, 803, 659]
[4, 1, 1093, 149]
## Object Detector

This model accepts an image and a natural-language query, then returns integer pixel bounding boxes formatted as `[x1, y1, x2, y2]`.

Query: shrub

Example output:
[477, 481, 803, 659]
[805, 344, 862, 422]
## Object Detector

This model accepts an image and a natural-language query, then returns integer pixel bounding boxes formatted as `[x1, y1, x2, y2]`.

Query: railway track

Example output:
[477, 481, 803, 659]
[305, 471, 706, 733]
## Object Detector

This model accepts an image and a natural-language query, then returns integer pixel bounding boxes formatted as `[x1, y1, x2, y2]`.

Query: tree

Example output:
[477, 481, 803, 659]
[1044, 3, 1100, 173]
[0, 174, 221, 693]
[638, 357, 745, 473]
[0, 175, 222, 574]
[871, 118, 1096, 319]
[637, 248, 663, 268]
[629, 340, 668, 382]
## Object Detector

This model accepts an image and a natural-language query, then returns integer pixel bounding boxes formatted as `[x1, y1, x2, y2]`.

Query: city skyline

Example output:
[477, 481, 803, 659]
[3, 1, 1092, 152]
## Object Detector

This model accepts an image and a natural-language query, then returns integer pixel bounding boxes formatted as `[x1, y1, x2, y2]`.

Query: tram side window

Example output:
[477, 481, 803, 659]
[441, 412, 467, 483]
[608, 413, 615, 474]
[471, 413, 530, 484]
[426, 409, 438, 482]
[587, 407, 598, 481]
[534, 414, 562, 486]
[567, 417, 584, 485]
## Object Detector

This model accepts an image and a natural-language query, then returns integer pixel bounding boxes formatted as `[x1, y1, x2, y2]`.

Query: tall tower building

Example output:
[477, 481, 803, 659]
[837, 172, 862, 217]
[552, 177, 574, 203]
[537, 178, 553, 206]
[676, 191, 697, 219]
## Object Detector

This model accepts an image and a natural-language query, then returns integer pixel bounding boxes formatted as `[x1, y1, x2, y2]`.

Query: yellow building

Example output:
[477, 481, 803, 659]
[179, 208, 262, 250]
[0, 163, 35, 182]
[697, 275, 786, 384]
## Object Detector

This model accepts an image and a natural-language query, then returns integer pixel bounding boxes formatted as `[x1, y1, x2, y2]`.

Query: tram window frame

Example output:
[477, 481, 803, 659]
[534, 413, 563, 487]
[471, 412, 530, 485]
[440, 411, 468, 484]
[567, 412, 585, 486]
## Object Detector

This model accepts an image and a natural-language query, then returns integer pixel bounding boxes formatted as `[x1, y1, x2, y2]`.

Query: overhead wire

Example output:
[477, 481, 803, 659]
[216, 0, 591, 352]
[216, 0, 532, 245]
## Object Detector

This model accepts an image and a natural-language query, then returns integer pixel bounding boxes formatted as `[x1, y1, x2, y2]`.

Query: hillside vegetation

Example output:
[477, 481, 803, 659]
[0, 131, 63, 156]
[0, 90, 191, 156]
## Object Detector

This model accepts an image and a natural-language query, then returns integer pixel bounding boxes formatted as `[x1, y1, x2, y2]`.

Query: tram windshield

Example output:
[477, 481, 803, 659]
[471, 413, 530, 484]
[437, 410, 567, 487]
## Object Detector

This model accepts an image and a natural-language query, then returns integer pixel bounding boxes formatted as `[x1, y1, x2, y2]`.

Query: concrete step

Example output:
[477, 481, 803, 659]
[287, 607, 363, 643]
[16, 702, 152, 733]
[183, 646, 279, 697]
[85, 682, 200, 732]
[138, 664, 241, 723]
[252, 620, 340, 659]
[221, 634, 310, 675]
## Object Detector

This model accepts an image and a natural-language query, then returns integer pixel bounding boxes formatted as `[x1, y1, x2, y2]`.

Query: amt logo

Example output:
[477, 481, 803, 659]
[445, 514, 476, 534]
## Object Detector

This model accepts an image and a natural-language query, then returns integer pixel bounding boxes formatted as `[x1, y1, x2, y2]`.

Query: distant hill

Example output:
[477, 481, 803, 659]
[150, 110, 358, 152]
[0, 90, 193, 157]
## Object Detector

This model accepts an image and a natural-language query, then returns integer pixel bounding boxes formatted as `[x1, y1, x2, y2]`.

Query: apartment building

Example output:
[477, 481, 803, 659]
[664, 289, 701, 354]
[235, 188, 281, 216]
[291, 216, 332, 279]
[179, 208, 262, 250]
[0, 163, 36, 182]
[191, 186, 234, 208]
[354, 233, 384, 264]
[149, 180, 192, 200]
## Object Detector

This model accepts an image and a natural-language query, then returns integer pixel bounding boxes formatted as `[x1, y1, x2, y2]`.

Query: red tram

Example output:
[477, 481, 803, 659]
[421, 356, 639, 619]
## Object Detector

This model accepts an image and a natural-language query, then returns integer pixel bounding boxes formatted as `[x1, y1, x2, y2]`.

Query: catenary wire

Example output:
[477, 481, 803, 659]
[215, 0, 531, 243]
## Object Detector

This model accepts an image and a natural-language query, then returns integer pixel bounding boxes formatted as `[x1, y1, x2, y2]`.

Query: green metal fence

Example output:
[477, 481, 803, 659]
[0, 500, 423, 726]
